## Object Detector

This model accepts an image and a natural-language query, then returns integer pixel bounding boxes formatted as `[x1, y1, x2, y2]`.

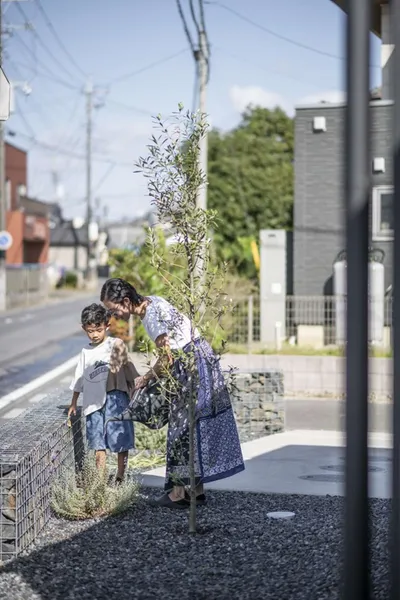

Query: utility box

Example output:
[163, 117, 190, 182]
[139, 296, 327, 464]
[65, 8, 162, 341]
[333, 248, 385, 345]
[260, 230, 287, 345]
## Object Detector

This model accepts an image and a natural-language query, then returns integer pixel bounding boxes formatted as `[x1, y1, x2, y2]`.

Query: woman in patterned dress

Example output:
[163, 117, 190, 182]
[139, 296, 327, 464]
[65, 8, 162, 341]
[101, 277, 245, 509]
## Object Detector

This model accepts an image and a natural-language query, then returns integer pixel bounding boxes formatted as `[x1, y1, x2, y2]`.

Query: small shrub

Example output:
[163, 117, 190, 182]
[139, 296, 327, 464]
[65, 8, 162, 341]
[51, 453, 139, 520]
[127, 424, 167, 471]
[65, 271, 78, 288]
[135, 423, 167, 452]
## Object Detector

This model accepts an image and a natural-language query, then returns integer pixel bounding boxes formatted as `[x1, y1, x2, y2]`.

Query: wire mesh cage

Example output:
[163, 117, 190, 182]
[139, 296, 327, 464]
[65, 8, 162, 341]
[232, 370, 285, 442]
[0, 397, 85, 562]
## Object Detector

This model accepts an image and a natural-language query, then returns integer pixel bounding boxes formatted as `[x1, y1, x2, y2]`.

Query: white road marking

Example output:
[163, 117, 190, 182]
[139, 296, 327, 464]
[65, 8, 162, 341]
[29, 393, 46, 404]
[3, 407, 26, 419]
[0, 354, 80, 412]
[19, 314, 33, 322]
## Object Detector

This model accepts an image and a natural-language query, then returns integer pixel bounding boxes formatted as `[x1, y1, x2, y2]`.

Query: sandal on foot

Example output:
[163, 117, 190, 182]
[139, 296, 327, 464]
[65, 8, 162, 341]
[149, 493, 189, 510]
[184, 492, 207, 506]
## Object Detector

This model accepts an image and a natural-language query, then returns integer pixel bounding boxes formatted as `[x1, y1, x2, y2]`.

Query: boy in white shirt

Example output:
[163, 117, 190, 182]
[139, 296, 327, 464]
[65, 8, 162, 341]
[68, 303, 138, 483]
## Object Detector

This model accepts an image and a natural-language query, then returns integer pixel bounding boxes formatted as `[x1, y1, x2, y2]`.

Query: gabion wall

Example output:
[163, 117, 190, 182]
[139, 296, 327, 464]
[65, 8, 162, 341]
[232, 370, 285, 442]
[0, 400, 85, 562]
[0, 370, 284, 562]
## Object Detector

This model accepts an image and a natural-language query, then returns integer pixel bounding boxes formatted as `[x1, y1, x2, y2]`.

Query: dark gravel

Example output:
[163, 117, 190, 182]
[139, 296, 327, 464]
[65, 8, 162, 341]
[0, 490, 390, 600]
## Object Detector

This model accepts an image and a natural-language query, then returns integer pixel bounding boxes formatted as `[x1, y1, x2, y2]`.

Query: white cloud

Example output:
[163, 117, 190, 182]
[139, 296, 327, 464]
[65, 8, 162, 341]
[229, 85, 345, 118]
[229, 85, 291, 115]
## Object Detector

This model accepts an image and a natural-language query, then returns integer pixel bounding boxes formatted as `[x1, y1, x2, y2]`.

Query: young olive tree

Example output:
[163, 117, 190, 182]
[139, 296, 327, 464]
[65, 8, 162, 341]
[135, 105, 233, 532]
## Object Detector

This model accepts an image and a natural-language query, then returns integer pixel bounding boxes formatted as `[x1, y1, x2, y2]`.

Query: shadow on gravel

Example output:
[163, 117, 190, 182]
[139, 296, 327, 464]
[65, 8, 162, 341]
[0, 490, 391, 600]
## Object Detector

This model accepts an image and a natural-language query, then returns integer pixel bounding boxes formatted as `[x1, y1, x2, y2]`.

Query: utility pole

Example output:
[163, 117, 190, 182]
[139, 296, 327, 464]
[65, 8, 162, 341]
[0, 0, 31, 310]
[85, 78, 92, 281]
[194, 29, 209, 287]
[0, 0, 6, 311]
[195, 30, 208, 212]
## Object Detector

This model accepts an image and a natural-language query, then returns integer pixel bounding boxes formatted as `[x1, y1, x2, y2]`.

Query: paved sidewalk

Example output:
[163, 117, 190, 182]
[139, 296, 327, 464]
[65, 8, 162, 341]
[141, 429, 392, 499]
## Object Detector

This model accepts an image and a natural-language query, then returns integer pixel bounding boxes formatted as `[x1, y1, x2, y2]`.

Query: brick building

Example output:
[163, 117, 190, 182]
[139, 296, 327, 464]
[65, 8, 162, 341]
[4, 142, 49, 265]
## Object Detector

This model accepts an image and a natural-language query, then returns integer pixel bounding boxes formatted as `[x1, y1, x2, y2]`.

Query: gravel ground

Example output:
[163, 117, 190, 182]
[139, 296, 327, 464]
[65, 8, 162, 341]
[0, 490, 390, 600]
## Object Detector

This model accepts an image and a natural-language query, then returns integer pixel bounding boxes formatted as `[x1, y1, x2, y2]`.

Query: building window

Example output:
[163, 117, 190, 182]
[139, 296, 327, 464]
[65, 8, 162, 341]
[372, 185, 393, 241]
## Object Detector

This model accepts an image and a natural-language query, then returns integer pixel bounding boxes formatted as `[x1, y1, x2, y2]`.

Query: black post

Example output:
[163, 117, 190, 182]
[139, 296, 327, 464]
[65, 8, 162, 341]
[392, 1, 400, 598]
[343, 0, 371, 598]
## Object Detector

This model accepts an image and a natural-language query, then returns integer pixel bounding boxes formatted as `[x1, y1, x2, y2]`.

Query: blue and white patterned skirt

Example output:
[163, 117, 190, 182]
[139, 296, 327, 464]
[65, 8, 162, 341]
[164, 339, 245, 490]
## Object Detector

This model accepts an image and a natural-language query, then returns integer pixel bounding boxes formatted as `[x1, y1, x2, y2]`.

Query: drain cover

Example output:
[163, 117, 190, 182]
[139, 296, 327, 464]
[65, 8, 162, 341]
[300, 474, 344, 482]
[267, 511, 295, 520]
[321, 464, 383, 473]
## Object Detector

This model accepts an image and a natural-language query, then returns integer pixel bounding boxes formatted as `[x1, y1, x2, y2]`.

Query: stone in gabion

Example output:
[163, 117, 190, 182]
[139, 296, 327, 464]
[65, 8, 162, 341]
[0, 395, 86, 562]
[232, 370, 285, 441]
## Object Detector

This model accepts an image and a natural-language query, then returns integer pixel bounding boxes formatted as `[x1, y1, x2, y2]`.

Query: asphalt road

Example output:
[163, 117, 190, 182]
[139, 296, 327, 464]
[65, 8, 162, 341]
[0, 291, 99, 397]
[284, 397, 392, 434]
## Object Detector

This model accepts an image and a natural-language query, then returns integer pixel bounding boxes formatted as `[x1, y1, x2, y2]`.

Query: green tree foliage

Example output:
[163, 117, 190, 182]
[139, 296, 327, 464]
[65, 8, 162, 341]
[208, 106, 294, 276]
[108, 230, 185, 349]
[108, 235, 254, 352]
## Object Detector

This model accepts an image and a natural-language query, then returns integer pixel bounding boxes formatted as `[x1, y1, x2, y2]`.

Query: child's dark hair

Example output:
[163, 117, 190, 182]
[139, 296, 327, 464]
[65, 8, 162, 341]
[81, 303, 110, 327]
[100, 278, 144, 306]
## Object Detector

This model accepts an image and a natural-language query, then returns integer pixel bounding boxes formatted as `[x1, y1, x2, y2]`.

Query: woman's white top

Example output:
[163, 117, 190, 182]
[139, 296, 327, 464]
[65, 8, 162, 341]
[141, 296, 199, 350]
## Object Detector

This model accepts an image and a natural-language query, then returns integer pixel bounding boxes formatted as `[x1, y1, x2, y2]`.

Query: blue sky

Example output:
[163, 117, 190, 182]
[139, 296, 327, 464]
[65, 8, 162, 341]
[3, 0, 382, 222]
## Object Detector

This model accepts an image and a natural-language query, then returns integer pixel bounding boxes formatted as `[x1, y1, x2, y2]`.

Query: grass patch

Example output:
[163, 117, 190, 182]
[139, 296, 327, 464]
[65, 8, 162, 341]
[51, 453, 139, 520]
[227, 343, 392, 358]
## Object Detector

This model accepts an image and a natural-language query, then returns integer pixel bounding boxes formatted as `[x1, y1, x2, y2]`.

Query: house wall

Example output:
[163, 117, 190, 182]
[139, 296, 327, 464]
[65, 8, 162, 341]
[294, 100, 393, 296]
[23, 214, 49, 264]
[48, 246, 86, 271]
[6, 212, 49, 265]
[5, 143, 27, 211]
[5, 211, 24, 264]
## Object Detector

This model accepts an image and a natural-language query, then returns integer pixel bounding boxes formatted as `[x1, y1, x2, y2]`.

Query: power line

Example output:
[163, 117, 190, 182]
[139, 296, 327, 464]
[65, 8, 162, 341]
[7, 56, 83, 131]
[208, 1, 381, 68]
[92, 163, 116, 195]
[14, 1, 82, 84]
[5, 30, 80, 89]
[214, 46, 332, 90]
[176, 0, 196, 56]
[108, 48, 189, 85]
[106, 98, 153, 116]
[189, 0, 201, 38]
[33, 0, 87, 79]
[5, 128, 133, 166]
[15, 96, 37, 138]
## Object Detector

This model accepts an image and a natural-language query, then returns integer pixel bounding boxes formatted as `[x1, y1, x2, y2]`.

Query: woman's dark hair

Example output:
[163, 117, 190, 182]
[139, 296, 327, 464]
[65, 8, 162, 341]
[81, 303, 110, 327]
[100, 278, 144, 306]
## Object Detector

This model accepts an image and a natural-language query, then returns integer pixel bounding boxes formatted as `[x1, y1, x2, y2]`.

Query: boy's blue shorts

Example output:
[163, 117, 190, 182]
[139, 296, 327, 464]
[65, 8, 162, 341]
[86, 390, 134, 453]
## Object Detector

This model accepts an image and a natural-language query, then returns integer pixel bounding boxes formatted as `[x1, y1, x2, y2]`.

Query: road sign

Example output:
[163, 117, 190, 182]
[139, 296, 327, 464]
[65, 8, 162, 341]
[0, 231, 13, 251]
[0, 69, 11, 121]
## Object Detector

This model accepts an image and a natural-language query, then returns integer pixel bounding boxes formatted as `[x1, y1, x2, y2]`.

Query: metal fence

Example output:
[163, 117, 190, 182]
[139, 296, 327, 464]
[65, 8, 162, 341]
[229, 295, 393, 349]
[5, 265, 48, 309]
[0, 400, 85, 561]
[228, 294, 261, 346]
